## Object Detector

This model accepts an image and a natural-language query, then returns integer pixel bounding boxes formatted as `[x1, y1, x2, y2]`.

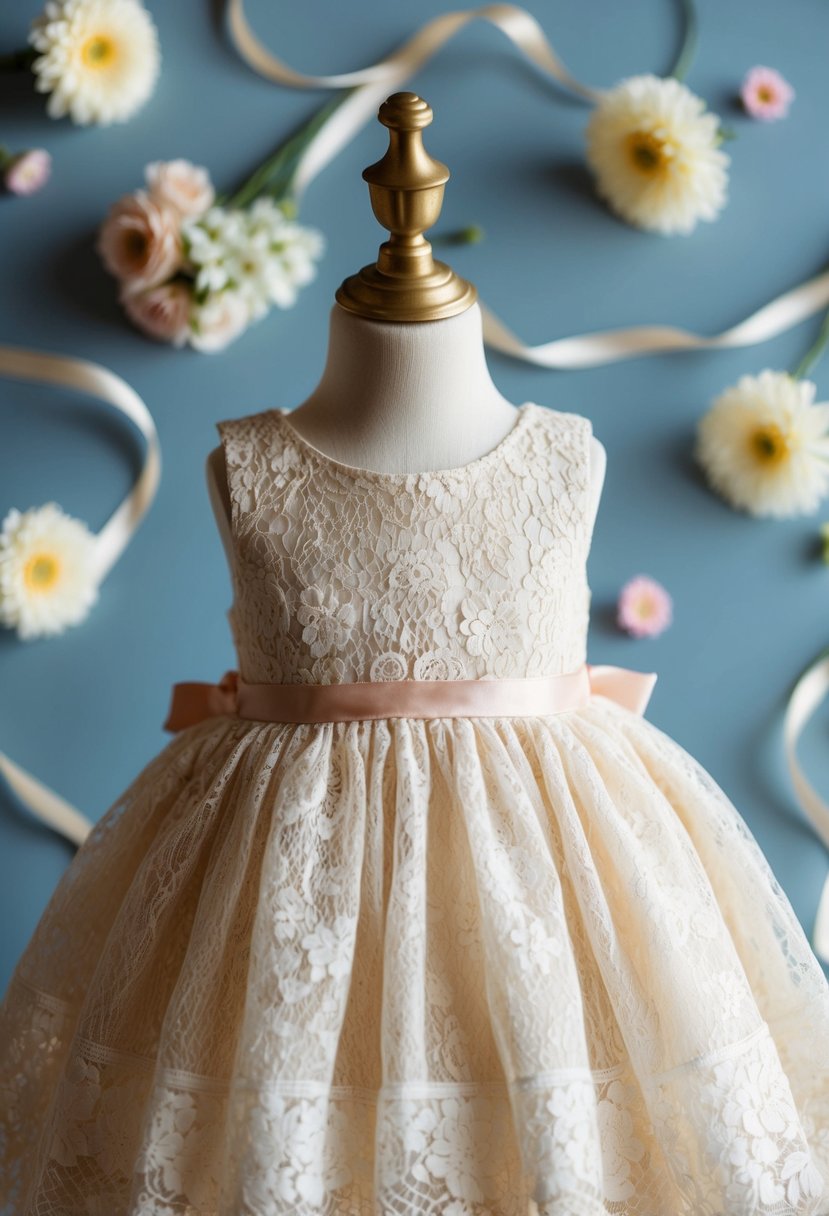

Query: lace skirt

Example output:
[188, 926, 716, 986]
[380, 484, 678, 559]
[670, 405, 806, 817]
[2, 697, 829, 1215]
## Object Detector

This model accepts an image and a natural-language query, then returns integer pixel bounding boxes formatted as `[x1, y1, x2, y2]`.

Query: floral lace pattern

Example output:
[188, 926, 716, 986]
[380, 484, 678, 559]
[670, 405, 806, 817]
[218, 403, 593, 684]
[2, 405, 829, 1214]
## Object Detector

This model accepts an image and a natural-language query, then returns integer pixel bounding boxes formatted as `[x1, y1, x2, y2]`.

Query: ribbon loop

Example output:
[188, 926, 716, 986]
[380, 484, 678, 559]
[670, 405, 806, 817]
[162, 670, 240, 733]
[587, 663, 658, 716]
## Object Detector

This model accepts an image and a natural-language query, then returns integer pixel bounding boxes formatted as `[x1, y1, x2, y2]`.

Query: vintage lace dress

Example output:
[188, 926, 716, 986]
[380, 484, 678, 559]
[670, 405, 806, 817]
[2, 401, 829, 1216]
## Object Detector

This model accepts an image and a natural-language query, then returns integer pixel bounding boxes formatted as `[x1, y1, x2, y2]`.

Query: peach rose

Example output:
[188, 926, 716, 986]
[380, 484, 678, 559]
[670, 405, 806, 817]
[145, 159, 214, 220]
[97, 190, 181, 294]
[189, 291, 249, 353]
[121, 281, 192, 346]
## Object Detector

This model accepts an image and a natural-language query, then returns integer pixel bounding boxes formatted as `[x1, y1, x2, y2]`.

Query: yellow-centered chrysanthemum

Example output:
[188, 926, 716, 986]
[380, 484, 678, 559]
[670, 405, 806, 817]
[695, 370, 829, 518]
[0, 503, 100, 639]
[585, 74, 729, 235]
[29, 0, 160, 126]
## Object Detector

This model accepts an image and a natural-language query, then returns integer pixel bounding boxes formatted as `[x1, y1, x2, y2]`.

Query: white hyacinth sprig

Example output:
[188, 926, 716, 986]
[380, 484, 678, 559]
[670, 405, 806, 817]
[183, 199, 325, 352]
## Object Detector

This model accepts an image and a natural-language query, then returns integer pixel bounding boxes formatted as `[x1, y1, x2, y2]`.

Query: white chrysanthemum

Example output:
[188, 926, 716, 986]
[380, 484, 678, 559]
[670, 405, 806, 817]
[0, 503, 101, 639]
[585, 74, 729, 235]
[695, 370, 829, 518]
[29, 0, 160, 126]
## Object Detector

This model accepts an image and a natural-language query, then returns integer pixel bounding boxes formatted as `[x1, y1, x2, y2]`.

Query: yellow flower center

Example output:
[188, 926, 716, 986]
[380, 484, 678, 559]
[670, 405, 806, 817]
[23, 552, 61, 593]
[757, 87, 774, 103]
[627, 131, 667, 175]
[750, 423, 790, 465]
[81, 35, 117, 69]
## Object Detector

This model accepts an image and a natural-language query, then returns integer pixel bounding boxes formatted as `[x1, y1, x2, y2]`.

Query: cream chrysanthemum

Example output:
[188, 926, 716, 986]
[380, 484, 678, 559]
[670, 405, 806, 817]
[695, 370, 829, 518]
[585, 74, 729, 235]
[29, 0, 160, 126]
[0, 504, 101, 639]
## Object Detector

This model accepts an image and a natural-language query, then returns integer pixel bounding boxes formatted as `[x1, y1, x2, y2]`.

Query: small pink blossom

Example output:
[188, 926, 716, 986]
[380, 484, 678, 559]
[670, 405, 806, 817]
[97, 190, 182, 294]
[4, 149, 51, 196]
[617, 576, 673, 639]
[121, 281, 192, 347]
[740, 67, 794, 121]
[145, 159, 214, 220]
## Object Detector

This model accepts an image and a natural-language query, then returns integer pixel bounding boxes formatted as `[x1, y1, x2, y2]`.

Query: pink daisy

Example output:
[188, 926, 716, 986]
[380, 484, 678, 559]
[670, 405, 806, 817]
[740, 66, 795, 121]
[617, 576, 673, 639]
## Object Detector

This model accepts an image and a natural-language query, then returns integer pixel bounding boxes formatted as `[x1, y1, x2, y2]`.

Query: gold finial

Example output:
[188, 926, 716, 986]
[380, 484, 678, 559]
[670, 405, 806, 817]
[335, 92, 477, 322]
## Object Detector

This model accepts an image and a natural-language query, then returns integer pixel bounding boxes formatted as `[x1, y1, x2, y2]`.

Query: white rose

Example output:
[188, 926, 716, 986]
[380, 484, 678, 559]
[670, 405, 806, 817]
[189, 291, 249, 354]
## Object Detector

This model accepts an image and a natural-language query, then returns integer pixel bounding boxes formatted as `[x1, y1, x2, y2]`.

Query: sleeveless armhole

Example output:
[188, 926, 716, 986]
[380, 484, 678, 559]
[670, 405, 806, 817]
[215, 415, 248, 547]
[579, 412, 599, 563]
[544, 407, 596, 565]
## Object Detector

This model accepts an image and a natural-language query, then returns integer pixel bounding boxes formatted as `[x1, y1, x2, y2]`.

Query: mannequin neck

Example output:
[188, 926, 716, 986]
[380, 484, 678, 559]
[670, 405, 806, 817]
[288, 301, 517, 472]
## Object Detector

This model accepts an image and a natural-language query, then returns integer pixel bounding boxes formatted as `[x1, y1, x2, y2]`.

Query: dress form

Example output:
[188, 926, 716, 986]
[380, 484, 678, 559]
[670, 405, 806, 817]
[207, 91, 606, 569]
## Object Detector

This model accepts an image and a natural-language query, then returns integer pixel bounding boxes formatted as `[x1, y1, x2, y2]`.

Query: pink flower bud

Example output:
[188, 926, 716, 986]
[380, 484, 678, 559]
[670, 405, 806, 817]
[5, 149, 51, 196]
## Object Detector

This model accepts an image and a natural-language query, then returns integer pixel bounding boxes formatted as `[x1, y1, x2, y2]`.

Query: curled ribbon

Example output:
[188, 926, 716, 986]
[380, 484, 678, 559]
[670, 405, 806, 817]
[226, 0, 829, 369]
[783, 647, 829, 964]
[0, 345, 160, 847]
[0, 345, 161, 580]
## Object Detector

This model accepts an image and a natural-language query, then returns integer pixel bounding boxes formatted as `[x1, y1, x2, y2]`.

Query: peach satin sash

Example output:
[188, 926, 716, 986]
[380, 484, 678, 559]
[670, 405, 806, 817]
[163, 662, 657, 730]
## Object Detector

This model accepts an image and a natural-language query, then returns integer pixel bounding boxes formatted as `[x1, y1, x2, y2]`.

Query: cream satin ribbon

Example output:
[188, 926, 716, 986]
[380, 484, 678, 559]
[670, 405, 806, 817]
[0, 345, 160, 847]
[783, 648, 829, 964]
[226, 0, 829, 369]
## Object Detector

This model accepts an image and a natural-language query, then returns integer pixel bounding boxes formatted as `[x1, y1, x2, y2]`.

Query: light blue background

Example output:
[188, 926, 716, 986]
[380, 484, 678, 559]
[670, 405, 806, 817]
[1, 0, 828, 991]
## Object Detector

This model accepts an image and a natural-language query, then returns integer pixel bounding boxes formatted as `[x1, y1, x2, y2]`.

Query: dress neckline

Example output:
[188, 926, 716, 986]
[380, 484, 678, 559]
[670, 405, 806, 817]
[272, 402, 538, 483]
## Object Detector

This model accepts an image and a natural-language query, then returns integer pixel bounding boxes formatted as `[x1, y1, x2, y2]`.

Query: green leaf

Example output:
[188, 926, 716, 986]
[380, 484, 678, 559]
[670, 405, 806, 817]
[220, 89, 357, 212]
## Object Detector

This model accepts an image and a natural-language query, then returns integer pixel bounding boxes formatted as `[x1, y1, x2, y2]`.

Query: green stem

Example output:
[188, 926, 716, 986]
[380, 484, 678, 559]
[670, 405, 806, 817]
[431, 225, 485, 246]
[790, 305, 829, 381]
[220, 89, 356, 211]
[0, 48, 36, 72]
[668, 0, 698, 83]
[821, 523, 829, 565]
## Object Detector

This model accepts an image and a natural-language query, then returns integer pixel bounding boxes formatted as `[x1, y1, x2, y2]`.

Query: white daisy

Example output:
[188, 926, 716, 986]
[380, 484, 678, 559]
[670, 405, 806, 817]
[29, 0, 160, 126]
[695, 370, 829, 517]
[585, 74, 729, 235]
[0, 503, 101, 639]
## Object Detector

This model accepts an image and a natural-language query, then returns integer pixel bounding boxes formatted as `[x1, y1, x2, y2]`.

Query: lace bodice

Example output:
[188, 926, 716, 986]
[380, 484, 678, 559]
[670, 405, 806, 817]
[216, 402, 595, 685]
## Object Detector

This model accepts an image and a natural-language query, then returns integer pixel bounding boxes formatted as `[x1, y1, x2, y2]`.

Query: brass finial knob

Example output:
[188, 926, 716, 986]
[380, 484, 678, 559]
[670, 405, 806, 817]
[335, 92, 477, 323]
